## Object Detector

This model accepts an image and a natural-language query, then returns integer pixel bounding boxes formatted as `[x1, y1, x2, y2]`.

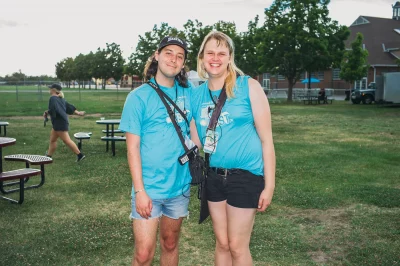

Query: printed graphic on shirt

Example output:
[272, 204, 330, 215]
[165, 96, 190, 124]
[198, 101, 233, 128]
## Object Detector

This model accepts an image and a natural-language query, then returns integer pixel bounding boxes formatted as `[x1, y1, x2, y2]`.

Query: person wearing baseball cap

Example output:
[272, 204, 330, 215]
[119, 36, 192, 266]
[44, 83, 86, 162]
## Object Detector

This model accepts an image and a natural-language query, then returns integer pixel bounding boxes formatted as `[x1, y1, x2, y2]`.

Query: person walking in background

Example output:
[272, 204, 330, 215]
[44, 83, 85, 162]
[119, 36, 192, 266]
[190, 31, 276, 266]
[65, 101, 86, 116]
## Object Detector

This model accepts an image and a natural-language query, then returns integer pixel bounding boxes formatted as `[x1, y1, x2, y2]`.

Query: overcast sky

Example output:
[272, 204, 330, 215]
[0, 0, 395, 76]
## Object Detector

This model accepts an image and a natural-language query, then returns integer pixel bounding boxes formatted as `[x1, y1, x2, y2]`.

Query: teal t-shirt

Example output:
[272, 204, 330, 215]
[191, 76, 264, 176]
[119, 78, 192, 199]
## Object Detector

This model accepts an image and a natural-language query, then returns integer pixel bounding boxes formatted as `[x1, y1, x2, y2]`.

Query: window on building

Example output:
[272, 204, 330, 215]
[262, 73, 270, 80]
[317, 71, 324, 80]
[351, 16, 370, 26]
[278, 74, 285, 80]
[332, 68, 341, 80]
[262, 79, 270, 90]
[299, 72, 306, 80]
[310, 72, 324, 80]
[354, 77, 367, 90]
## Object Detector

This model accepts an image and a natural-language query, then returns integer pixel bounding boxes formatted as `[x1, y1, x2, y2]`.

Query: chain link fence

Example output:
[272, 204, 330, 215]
[0, 81, 144, 102]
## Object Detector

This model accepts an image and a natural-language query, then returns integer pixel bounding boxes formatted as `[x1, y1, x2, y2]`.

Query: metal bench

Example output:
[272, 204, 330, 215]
[0, 122, 9, 137]
[1, 155, 53, 194]
[74, 132, 92, 151]
[0, 168, 41, 204]
[101, 136, 126, 156]
[102, 129, 123, 134]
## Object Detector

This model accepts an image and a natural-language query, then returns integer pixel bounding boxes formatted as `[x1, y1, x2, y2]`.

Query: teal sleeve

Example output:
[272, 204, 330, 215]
[119, 91, 145, 136]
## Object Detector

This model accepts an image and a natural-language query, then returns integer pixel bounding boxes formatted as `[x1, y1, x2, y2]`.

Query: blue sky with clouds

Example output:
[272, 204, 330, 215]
[0, 0, 395, 76]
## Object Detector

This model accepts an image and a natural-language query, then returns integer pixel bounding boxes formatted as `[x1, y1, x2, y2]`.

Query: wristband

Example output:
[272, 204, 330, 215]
[134, 189, 145, 194]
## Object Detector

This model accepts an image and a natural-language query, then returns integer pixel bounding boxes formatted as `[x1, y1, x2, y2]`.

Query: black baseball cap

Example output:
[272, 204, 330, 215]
[48, 83, 62, 91]
[158, 36, 188, 58]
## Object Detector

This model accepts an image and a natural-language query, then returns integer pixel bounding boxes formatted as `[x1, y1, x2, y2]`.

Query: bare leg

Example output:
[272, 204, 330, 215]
[132, 218, 159, 266]
[227, 205, 256, 266]
[208, 200, 232, 266]
[56, 131, 80, 154]
[47, 129, 59, 156]
[159, 216, 184, 266]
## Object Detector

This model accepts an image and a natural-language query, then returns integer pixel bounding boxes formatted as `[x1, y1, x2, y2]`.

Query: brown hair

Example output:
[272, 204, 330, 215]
[143, 49, 189, 88]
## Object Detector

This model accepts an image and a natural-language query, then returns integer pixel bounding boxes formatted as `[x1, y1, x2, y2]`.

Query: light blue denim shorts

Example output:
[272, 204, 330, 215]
[130, 189, 190, 220]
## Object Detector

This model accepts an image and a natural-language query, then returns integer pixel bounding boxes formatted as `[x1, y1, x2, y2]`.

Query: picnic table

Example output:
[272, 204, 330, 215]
[0, 137, 16, 172]
[0, 137, 53, 204]
[3, 154, 53, 192]
[0, 122, 9, 137]
[96, 119, 126, 156]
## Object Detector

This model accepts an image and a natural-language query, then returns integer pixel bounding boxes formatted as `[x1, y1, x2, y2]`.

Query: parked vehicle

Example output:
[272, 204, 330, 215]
[351, 82, 376, 104]
[375, 72, 400, 104]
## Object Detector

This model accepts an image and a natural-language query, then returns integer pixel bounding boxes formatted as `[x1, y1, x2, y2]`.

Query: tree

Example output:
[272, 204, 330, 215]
[259, 0, 349, 102]
[92, 48, 107, 89]
[236, 16, 262, 77]
[84, 52, 95, 89]
[340, 32, 369, 89]
[183, 19, 213, 71]
[92, 43, 124, 89]
[55, 57, 75, 87]
[104, 43, 125, 89]
[73, 53, 88, 88]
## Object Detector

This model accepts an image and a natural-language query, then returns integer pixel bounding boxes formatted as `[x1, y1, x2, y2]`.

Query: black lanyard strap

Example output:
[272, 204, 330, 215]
[207, 85, 227, 131]
[205, 84, 228, 166]
[147, 81, 189, 152]
[147, 82, 189, 127]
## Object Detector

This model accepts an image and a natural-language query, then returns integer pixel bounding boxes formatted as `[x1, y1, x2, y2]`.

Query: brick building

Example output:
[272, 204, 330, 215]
[258, 2, 400, 94]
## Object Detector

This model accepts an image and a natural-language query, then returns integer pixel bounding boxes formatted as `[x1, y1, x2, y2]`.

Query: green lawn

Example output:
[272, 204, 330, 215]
[0, 90, 129, 116]
[0, 99, 399, 265]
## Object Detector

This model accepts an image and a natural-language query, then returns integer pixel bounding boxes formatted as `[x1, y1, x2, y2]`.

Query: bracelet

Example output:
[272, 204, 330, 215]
[134, 189, 145, 194]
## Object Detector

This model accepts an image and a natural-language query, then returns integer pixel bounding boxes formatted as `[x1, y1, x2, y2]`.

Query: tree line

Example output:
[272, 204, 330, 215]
[3, 0, 374, 101]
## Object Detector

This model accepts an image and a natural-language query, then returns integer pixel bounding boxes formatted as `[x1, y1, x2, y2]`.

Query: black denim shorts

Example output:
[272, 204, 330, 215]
[206, 168, 265, 208]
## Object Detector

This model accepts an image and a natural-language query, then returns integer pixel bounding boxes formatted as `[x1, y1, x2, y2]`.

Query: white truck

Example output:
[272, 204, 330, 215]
[375, 72, 400, 104]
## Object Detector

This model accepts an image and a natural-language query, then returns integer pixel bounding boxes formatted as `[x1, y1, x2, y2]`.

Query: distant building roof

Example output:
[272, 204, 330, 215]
[347, 16, 400, 66]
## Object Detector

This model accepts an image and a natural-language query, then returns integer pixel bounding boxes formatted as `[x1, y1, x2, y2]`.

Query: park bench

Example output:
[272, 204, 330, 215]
[321, 97, 334, 104]
[101, 136, 126, 156]
[302, 96, 334, 105]
[74, 132, 92, 151]
[0, 168, 41, 204]
[1, 154, 53, 194]
[0, 122, 9, 136]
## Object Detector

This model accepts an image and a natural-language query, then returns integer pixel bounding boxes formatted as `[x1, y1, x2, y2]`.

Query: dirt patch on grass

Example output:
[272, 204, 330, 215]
[282, 206, 357, 264]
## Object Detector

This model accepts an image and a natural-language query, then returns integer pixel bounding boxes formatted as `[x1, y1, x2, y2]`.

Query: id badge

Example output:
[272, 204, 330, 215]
[203, 129, 218, 154]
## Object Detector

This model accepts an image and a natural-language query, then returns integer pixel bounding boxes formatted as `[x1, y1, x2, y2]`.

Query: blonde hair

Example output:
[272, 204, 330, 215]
[197, 31, 244, 98]
[50, 88, 64, 98]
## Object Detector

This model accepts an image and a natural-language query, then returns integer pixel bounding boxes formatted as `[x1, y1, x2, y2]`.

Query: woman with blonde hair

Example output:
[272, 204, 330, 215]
[191, 31, 276, 266]
[44, 83, 85, 162]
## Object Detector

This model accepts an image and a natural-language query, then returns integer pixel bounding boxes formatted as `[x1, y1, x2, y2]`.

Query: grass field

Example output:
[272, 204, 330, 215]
[0, 90, 129, 116]
[0, 97, 399, 265]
